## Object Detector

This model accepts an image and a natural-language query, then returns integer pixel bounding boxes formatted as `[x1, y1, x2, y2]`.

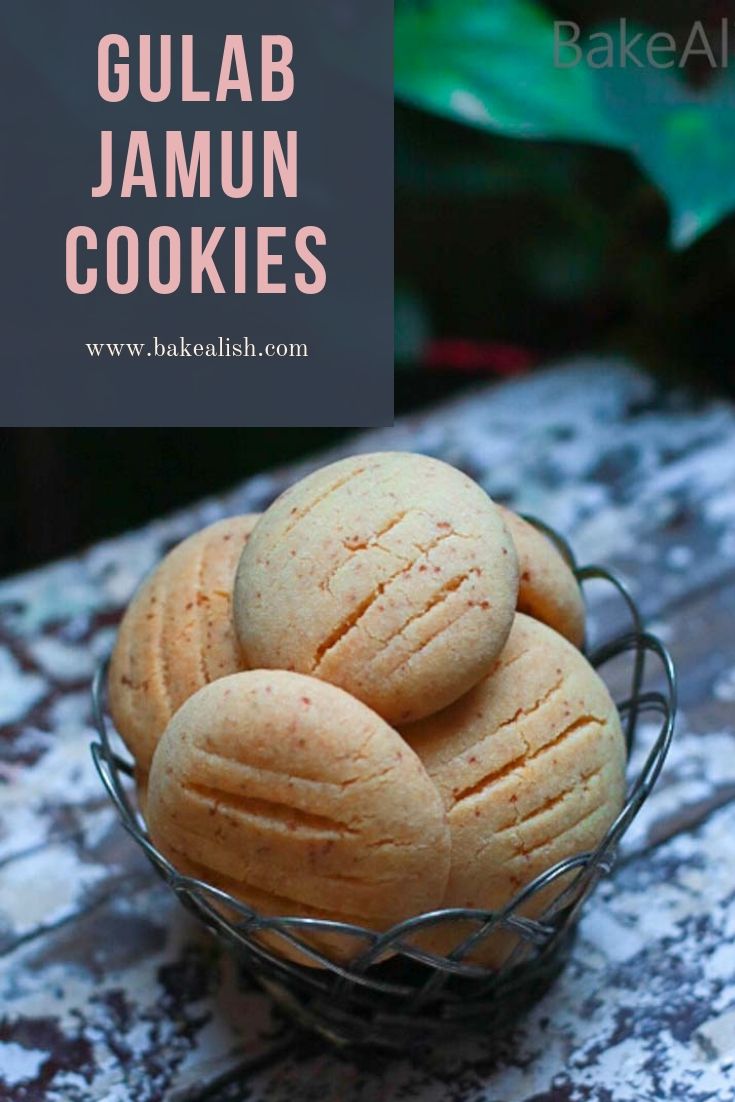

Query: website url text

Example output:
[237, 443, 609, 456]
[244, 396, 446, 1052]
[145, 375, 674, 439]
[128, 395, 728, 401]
[85, 336, 308, 359]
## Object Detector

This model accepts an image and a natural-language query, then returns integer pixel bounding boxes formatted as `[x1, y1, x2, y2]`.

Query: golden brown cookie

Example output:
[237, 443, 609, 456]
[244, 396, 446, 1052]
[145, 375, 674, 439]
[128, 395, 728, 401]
[498, 506, 586, 647]
[401, 613, 625, 966]
[233, 452, 519, 725]
[109, 515, 259, 772]
[146, 669, 451, 965]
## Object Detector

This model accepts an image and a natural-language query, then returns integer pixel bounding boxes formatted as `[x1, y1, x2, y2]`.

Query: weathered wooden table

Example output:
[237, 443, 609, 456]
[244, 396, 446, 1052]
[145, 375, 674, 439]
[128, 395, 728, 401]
[2, 362, 734, 1102]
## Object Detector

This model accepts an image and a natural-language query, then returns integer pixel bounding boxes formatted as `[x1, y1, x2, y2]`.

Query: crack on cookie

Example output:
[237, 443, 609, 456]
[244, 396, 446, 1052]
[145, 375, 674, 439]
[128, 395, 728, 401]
[321, 542, 406, 599]
[384, 601, 479, 679]
[513, 797, 611, 866]
[312, 528, 463, 671]
[493, 645, 531, 677]
[190, 744, 395, 793]
[497, 760, 605, 842]
[383, 570, 478, 646]
[364, 835, 430, 850]
[184, 782, 356, 838]
[312, 575, 407, 668]
[449, 694, 605, 809]
[341, 511, 409, 552]
[411, 522, 475, 552]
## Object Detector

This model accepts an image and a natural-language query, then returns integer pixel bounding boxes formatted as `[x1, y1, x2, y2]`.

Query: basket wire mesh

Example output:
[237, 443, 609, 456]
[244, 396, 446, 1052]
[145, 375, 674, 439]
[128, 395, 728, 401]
[91, 520, 677, 1048]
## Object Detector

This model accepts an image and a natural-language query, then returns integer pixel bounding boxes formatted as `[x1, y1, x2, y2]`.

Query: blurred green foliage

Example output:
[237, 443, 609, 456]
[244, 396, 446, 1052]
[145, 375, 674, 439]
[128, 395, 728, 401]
[394, 0, 735, 388]
[396, 0, 735, 247]
[396, 0, 623, 145]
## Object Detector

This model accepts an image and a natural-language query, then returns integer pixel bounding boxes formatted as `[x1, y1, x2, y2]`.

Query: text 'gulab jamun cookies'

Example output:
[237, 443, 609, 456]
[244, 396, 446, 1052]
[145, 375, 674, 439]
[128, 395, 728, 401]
[498, 506, 586, 647]
[233, 452, 519, 724]
[401, 614, 625, 964]
[108, 515, 259, 773]
[146, 669, 451, 964]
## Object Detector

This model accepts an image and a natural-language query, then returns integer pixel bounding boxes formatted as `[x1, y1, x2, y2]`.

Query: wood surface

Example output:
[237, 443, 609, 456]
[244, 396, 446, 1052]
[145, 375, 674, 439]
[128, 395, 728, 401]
[1, 361, 734, 1101]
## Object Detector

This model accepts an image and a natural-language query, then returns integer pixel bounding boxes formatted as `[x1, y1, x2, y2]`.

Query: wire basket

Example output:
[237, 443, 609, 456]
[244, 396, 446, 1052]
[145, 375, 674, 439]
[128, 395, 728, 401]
[90, 521, 677, 1050]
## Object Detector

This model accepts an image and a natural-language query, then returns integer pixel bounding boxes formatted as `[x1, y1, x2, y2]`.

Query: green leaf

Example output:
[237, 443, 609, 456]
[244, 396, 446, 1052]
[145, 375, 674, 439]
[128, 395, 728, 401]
[599, 62, 735, 247]
[395, 0, 735, 246]
[395, 0, 626, 146]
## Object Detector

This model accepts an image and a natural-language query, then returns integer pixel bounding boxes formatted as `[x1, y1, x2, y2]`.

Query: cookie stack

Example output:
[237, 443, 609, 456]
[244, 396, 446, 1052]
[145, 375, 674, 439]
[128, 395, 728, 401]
[109, 452, 626, 967]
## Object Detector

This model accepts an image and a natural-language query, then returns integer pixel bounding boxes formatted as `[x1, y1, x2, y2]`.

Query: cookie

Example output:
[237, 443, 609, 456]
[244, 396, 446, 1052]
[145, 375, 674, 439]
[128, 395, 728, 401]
[146, 669, 451, 965]
[401, 614, 625, 965]
[233, 452, 519, 724]
[109, 515, 259, 772]
[498, 506, 585, 647]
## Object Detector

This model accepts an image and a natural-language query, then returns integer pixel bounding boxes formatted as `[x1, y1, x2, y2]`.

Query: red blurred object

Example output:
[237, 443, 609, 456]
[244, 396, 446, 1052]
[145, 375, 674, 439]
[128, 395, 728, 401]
[423, 338, 535, 376]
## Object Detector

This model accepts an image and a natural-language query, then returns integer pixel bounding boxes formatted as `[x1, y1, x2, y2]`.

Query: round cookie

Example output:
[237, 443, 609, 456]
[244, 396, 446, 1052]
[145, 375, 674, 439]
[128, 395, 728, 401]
[146, 669, 451, 966]
[497, 506, 585, 647]
[401, 614, 625, 966]
[109, 515, 259, 773]
[233, 452, 519, 725]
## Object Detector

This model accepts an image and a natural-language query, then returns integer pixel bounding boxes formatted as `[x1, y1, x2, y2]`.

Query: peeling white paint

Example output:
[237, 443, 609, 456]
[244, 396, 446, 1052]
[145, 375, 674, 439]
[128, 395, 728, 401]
[0, 1041, 47, 1085]
[0, 565, 104, 635]
[26, 636, 96, 683]
[0, 648, 46, 725]
[0, 843, 109, 936]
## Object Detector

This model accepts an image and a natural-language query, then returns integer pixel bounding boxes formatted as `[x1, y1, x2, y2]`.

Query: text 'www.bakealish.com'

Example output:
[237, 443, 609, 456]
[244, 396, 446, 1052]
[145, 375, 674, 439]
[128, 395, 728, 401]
[65, 35, 327, 296]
